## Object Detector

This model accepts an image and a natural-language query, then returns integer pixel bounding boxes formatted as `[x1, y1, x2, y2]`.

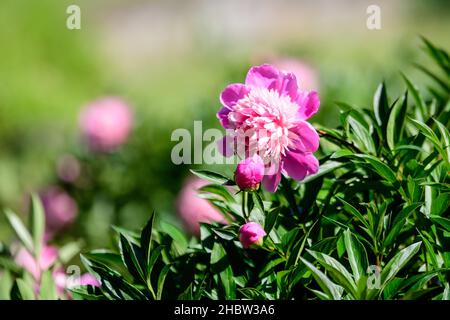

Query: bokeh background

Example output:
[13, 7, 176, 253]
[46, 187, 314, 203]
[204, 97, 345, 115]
[0, 0, 449, 248]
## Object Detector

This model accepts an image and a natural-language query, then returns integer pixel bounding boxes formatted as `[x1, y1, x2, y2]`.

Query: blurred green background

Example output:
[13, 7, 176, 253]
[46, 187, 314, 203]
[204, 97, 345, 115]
[0, 0, 449, 247]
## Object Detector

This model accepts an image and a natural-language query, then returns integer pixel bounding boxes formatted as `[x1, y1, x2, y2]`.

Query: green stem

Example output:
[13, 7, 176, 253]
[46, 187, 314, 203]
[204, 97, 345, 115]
[242, 192, 249, 221]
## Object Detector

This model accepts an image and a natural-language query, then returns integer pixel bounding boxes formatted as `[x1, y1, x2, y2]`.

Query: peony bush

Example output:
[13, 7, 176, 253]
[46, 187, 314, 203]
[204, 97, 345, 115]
[0, 38, 449, 300]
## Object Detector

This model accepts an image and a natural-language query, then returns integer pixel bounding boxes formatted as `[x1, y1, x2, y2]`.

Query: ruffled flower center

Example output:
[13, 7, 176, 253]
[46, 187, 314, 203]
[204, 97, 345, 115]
[227, 87, 301, 163]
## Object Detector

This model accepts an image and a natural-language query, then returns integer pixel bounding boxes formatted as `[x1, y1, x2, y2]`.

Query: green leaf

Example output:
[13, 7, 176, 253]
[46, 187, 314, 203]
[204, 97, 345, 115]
[81, 255, 147, 300]
[252, 192, 265, 215]
[70, 286, 103, 300]
[420, 233, 440, 272]
[381, 242, 422, 287]
[119, 234, 145, 283]
[353, 154, 397, 185]
[159, 221, 188, 254]
[443, 283, 450, 300]
[30, 195, 45, 259]
[264, 207, 280, 234]
[387, 91, 408, 150]
[199, 184, 235, 203]
[373, 82, 389, 129]
[146, 246, 163, 278]
[410, 118, 447, 163]
[337, 197, 368, 228]
[344, 229, 368, 282]
[384, 203, 422, 247]
[434, 118, 450, 165]
[421, 37, 450, 76]
[401, 74, 427, 120]
[220, 265, 236, 299]
[140, 211, 155, 275]
[0, 271, 12, 300]
[414, 63, 450, 93]
[306, 249, 357, 297]
[210, 242, 228, 274]
[301, 161, 345, 183]
[347, 116, 376, 154]
[111, 226, 140, 245]
[39, 270, 58, 300]
[16, 279, 35, 300]
[4, 209, 34, 254]
[156, 264, 171, 300]
[430, 215, 450, 232]
[300, 257, 343, 300]
[190, 169, 230, 185]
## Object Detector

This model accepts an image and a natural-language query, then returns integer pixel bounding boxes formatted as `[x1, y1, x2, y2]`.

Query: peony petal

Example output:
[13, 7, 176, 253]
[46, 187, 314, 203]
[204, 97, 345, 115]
[262, 172, 282, 192]
[217, 106, 231, 128]
[220, 83, 249, 109]
[277, 72, 299, 101]
[283, 151, 319, 181]
[290, 121, 320, 153]
[245, 64, 280, 90]
[245, 64, 300, 101]
[296, 91, 320, 120]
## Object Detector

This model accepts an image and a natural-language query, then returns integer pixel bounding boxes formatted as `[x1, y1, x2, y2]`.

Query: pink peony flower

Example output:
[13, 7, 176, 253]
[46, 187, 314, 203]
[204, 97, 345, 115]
[176, 177, 228, 236]
[239, 222, 266, 248]
[79, 97, 133, 152]
[54, 269, 100, 291]
[235, 154, 264, 191]
[15, 245, 99, 299]
[15, 245, 58, 280]
[270, 58, 319, 92]
[78, 273, 101, 287]
[40, 187, 78, 239]
[217, 64, 320, 192]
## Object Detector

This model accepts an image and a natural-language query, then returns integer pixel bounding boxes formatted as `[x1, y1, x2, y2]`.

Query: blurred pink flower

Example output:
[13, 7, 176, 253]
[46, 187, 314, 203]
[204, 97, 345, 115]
[40, 187, 78, 239]
[78, 273, 101, 287]
[79, 97, 133, 152]
[239, 222, 266, 248]
[235, 154, 264, 191]
[270, 58, 319, 91]
[217, 64, 320, 192]
[57, 154, 81, 183]
[176, 177, 227, 236]
[53, 269, 100, 295]
[15, 245, 58, 280]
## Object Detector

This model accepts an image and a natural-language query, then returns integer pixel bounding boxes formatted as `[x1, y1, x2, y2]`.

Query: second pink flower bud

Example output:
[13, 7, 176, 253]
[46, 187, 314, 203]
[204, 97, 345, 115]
[239, 222, 266, 248]
[235, 155, 265, 191]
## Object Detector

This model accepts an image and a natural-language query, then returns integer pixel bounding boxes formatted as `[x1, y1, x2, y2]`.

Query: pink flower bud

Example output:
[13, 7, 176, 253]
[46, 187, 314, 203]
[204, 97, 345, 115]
[235, 155, 264, 191]
[176, 177, 228, 236]
[79, 97, 133, 152]
[40, 187, 78, 239]
[239, 222, 266, 248]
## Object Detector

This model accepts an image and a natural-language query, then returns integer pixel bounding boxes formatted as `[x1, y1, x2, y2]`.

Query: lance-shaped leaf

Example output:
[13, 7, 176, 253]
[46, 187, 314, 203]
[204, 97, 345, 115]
[387, 91, 408, 150]
[300, 257, 343, 300]
[119, 234, 145, 283]
[373, 82, 389, 128]
[190, 169, 231, 185]
[140, 212, 155, 274]
[5, 209, 34, 254]
[344, 229, 368, 283]
[306, 249, 357, 297]
[30, 194, 45, 259]
[384, 203, 422, 247]
[381, 242, 422, 287]
[353, 154, 397, 185]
